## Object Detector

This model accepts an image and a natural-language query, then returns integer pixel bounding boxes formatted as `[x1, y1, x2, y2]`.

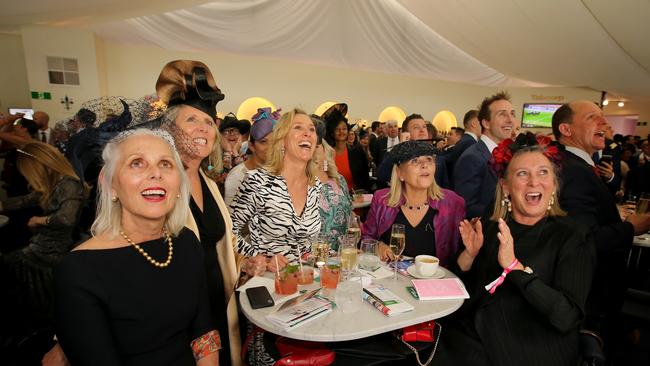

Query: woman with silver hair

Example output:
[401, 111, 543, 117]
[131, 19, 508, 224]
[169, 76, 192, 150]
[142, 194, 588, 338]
[55, 129, 221, 365]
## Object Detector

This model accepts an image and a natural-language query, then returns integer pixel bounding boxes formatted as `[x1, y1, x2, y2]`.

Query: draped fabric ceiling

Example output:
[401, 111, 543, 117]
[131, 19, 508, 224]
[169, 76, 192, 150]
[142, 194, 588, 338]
[3, 0, 650, 100]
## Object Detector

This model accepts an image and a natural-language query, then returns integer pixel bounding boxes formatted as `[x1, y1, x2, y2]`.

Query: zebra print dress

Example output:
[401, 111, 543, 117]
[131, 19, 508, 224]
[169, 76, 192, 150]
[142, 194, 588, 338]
[230, 168, 321, 263]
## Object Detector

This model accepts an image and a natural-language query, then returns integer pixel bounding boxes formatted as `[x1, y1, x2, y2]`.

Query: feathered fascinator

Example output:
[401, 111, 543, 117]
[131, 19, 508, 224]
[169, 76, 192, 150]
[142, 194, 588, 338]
[155, 60, 224, 120]
[489, 132, 561, 177]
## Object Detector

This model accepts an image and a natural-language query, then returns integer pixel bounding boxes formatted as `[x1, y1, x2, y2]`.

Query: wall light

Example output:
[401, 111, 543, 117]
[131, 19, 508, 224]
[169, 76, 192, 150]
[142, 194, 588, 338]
[602, 99, 609, 106]
[618, 101, 625, 107]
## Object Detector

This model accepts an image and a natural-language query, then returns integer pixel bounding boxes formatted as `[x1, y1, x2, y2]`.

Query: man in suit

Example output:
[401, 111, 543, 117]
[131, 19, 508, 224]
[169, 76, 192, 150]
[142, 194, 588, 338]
[371, 120, 399, 167]
[552, 100, 650, 349]
[454, 92, 516, 218]
[32, 111, 51, 143]
[444, 109, 481, 186]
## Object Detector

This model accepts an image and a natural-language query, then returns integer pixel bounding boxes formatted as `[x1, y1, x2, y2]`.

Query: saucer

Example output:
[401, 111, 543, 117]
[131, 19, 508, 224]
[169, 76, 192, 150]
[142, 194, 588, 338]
[407, 265, 445, 279]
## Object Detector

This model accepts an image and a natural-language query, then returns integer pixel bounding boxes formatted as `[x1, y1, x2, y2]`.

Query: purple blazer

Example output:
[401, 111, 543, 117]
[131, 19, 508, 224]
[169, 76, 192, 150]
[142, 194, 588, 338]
[361, 188, 465, 267]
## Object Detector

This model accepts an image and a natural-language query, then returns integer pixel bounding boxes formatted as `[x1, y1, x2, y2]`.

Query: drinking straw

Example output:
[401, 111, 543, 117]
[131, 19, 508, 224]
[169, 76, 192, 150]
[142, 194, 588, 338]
[274, 255, 281, 279]
[296, 245, 305, 282]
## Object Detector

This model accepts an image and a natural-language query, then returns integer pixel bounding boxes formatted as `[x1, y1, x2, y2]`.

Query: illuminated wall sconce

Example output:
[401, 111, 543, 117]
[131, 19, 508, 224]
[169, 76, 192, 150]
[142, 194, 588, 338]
[378, 106, 407, 127]
[432, 110, 458, 132]
[617, 101, 625, 107]
[602, 99, 609, 106]
[237, 97, 275, 120]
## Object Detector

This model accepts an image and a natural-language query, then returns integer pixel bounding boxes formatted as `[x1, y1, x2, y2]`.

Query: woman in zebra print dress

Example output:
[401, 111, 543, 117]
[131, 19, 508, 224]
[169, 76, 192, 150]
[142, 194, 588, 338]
[231, 108, 321, 273]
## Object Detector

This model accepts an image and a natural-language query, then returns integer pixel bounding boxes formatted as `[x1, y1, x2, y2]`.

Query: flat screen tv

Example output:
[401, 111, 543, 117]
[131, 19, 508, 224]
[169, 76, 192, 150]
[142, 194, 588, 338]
[8, 108, 34, 120]
[521, 103, 562, 128]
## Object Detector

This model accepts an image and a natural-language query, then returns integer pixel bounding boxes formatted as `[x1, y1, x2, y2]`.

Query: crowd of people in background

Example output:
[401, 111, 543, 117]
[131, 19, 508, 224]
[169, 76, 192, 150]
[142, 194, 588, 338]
[0, 59, 649, 366]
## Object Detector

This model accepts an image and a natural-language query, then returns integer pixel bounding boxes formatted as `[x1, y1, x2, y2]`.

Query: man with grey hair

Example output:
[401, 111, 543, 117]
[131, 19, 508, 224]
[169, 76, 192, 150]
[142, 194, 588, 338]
[371, 119, 399, 166]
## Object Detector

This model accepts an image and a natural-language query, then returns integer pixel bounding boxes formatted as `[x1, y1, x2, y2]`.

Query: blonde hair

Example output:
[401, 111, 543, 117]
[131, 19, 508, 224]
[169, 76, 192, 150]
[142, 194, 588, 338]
[92, 129, 191, 239]
[490, 151, 566, 221]
[321, 141, 340, 181]
[16, 142, 89, 207]
[385, 164, 444, 207]
[264, 108, 318, 185]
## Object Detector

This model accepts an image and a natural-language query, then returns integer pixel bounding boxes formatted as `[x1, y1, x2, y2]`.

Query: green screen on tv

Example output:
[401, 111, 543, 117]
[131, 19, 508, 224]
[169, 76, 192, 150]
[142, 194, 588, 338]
[521, 103, 562, 128]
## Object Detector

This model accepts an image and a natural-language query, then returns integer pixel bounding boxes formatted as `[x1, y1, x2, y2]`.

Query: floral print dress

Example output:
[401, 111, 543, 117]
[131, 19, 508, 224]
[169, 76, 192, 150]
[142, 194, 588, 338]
[319, 176, 352, 251]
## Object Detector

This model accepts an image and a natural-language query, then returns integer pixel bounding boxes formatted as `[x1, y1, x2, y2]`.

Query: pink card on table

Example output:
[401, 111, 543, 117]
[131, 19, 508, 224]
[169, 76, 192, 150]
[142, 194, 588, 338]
[411, 278, 470, 300]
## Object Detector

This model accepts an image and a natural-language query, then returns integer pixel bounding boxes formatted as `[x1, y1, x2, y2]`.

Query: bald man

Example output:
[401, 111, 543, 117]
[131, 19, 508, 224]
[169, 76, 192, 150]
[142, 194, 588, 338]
[32, 111, 51, 143]
[552, 100, 650, 348]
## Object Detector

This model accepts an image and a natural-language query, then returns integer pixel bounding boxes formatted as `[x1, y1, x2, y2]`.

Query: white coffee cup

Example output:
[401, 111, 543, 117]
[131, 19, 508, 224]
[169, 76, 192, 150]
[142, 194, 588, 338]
[415, 255, 439, 277]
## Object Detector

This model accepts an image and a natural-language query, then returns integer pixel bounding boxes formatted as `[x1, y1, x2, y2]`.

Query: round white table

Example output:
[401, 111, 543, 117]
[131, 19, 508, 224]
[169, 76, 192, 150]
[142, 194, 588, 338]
[239, 268, 464, 342]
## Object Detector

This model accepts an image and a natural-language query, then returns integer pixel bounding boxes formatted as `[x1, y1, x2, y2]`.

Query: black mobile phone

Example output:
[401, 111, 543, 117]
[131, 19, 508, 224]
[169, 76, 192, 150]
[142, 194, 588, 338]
[600, 154, 613, 165]
[246, 286, 275, 309]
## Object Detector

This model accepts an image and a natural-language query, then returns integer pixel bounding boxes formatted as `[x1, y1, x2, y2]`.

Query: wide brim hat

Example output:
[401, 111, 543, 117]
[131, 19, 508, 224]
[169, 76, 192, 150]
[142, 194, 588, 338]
[155, 60, 224, 120]
[219, 114, 249, 134]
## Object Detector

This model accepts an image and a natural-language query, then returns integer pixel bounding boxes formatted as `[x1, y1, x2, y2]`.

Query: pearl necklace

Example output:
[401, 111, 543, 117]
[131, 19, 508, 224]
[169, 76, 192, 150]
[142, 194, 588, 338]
[120, 229, 173, 268]
[403, 202, 428, 210]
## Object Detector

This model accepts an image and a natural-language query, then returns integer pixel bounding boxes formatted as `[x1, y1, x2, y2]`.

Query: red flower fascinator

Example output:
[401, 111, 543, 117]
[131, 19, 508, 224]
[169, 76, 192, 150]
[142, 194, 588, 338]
[489, 132, 561, 177]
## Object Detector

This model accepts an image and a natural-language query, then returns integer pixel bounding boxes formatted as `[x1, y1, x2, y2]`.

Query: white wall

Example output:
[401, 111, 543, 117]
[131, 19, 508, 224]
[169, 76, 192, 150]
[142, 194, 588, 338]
[20, 26, 102, 123]
[0, 33, 30, 113]
[604, 103, 650, 138]
[100, 41, 600, 132]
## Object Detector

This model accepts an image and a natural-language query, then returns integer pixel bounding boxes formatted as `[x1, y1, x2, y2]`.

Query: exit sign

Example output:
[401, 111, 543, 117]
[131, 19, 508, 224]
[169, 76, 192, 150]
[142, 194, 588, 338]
[31, 91, 52, 100]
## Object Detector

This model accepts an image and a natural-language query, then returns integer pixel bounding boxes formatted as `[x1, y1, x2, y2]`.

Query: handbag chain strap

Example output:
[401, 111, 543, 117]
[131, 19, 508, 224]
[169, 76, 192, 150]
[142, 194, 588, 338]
[398, 323, 442, 366]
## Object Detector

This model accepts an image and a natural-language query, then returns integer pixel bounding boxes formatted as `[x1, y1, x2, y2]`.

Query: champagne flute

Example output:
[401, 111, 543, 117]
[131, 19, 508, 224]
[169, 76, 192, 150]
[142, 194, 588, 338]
[340, 234, 359, 280]
[389, 224, 406, 280]
[347, 213, 362, 246]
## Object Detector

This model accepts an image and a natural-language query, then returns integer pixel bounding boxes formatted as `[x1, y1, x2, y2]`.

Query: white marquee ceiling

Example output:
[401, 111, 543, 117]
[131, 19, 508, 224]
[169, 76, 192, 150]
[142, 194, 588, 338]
[2, 0, 649, 100]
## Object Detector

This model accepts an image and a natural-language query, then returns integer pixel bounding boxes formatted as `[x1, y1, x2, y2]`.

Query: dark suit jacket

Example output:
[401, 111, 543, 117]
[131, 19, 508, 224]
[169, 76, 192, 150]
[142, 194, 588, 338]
[371, 136, 392, 167]
[557, 146, 634, 323]
[442, 134, 477, 187]
[348, 145, 370, 191]
[453, 140, 496, 219]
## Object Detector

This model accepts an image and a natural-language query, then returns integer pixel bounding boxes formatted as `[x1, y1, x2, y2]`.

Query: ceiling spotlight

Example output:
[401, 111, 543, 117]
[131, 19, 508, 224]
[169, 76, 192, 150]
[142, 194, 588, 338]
[602, 99, 609, 106]
[618, 101, 625, 107]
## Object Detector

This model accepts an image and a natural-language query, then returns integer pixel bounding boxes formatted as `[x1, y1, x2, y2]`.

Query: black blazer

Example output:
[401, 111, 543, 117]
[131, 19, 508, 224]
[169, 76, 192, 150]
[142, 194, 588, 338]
[348, 145, 370, 191]
[557, 145, 634, 322]
[453, 139, 497, 219]
[442, 133, 478, 187]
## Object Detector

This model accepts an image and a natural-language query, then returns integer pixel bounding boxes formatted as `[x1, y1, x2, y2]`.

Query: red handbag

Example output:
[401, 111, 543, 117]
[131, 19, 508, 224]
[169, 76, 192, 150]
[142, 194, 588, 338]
[396, 321, 442, 366]
[274, 337, 335, 366]
[400, 321, 436, 343]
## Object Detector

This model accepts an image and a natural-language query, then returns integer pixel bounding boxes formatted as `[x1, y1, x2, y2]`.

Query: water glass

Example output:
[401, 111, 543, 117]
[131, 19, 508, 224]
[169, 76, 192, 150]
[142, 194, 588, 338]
[359, 238, 381, 271]
[335, 279, 363, 314]
[637, 193, 650, 214]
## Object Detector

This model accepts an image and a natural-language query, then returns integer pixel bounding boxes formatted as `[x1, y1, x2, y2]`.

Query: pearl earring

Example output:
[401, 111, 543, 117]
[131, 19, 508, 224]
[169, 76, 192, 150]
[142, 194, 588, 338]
[111, 196, 118, 203]
[502, 195, 512, 212]
[547, 192, 555, 211]
[323, 160, 328, 172]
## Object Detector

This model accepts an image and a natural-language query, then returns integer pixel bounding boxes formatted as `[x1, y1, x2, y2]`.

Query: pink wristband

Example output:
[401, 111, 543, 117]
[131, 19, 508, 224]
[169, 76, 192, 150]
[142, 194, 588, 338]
[484, 259, 519, 294]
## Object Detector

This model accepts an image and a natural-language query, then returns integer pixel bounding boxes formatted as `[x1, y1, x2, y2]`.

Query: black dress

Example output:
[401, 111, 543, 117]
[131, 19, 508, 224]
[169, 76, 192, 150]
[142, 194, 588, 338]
[54, 228, 216, 366]
[381, 207, 437, 258]
[189, 174, 230, 366]
[440, 216, 596, 366]
[0, 176, 86, 327]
